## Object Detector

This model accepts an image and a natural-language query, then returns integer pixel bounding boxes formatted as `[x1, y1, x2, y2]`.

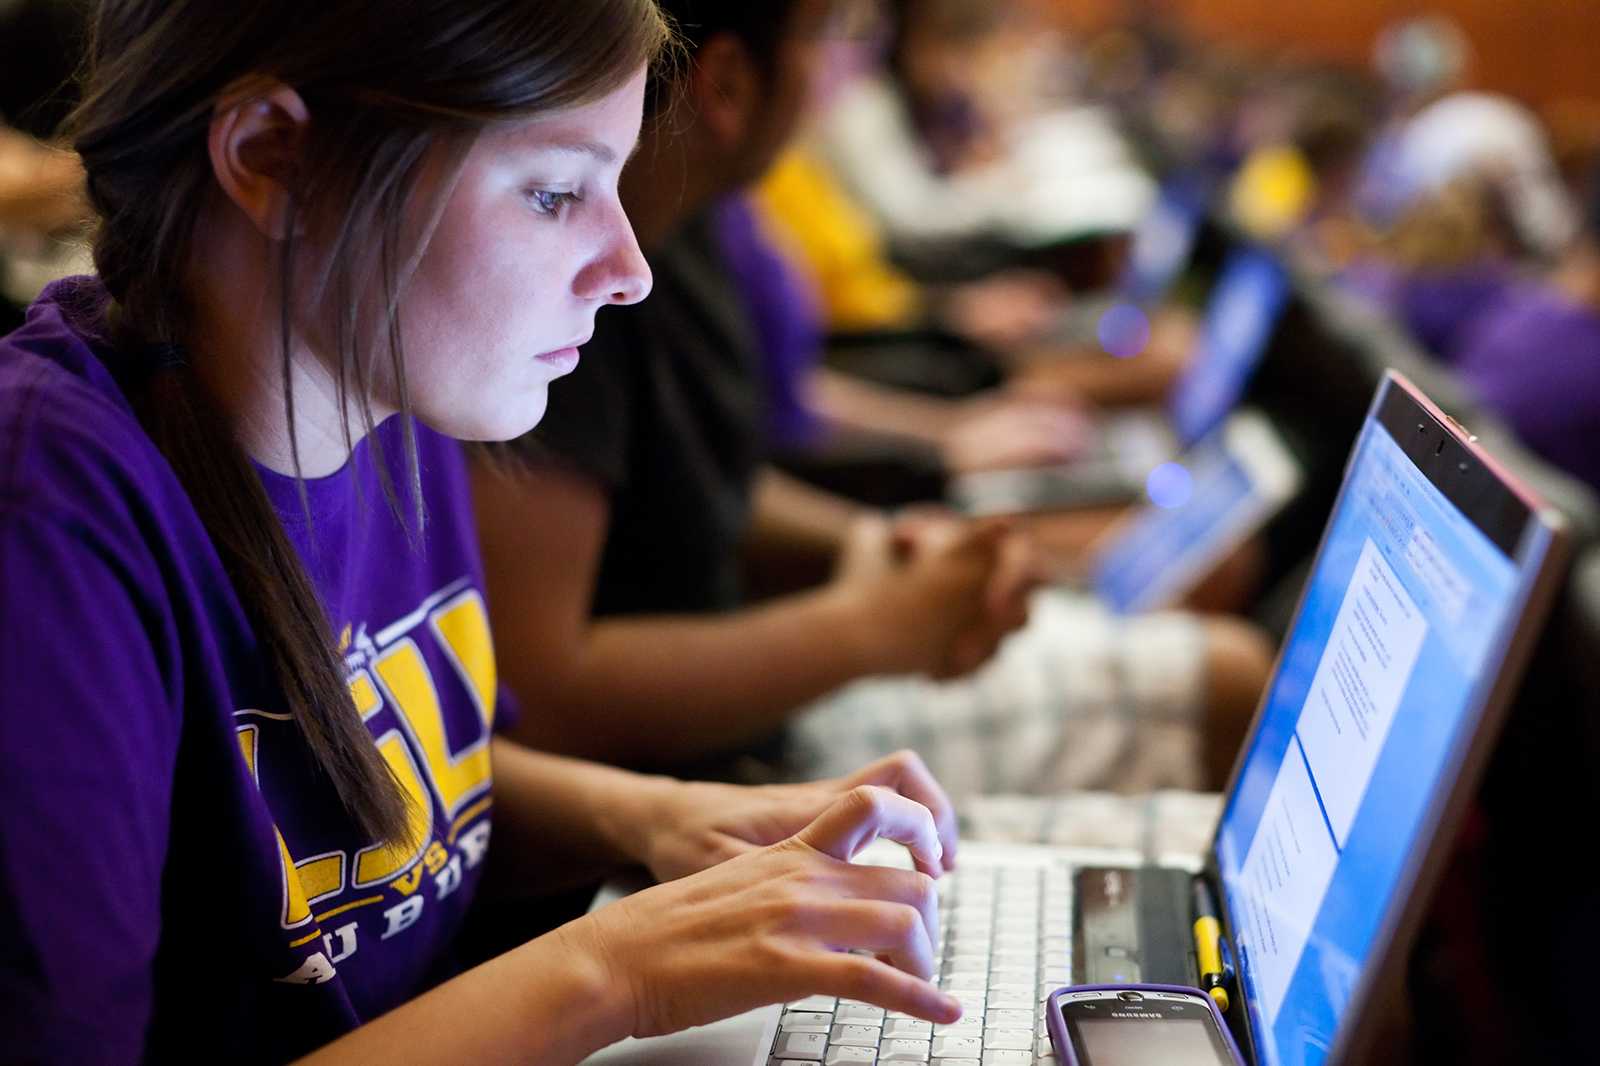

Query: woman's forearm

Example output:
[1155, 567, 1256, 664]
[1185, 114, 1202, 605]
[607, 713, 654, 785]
[294, 921, 625, 1066]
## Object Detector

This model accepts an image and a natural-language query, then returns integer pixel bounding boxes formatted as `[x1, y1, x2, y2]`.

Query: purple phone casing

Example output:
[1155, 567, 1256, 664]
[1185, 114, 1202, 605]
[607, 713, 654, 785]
[1045, 983, 1248, 1066]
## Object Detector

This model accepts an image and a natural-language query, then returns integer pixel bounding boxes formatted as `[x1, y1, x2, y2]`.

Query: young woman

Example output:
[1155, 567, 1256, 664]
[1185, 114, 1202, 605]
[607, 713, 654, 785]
[0, 1, 964, 1062]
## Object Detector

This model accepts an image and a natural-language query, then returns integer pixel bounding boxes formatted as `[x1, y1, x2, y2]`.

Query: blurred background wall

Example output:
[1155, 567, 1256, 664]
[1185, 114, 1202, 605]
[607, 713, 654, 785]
[1047, 0, 1600, 164]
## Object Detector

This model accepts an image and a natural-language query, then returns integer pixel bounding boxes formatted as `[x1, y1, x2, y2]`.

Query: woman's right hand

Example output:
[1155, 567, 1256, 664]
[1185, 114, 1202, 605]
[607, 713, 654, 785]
[570, 786, 965, 1041]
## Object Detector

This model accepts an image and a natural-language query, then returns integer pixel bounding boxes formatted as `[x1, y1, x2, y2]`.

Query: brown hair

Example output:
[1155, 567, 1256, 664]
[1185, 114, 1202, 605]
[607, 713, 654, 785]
[68, 0, 673, 845]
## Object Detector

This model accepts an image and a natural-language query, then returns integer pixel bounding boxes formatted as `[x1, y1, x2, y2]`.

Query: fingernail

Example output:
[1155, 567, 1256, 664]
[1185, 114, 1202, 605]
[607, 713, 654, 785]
[941, 993, 964, 1019]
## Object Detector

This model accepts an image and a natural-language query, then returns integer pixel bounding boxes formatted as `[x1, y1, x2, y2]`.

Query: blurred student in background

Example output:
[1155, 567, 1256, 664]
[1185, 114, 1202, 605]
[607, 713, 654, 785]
[474, 0, 1274, 801]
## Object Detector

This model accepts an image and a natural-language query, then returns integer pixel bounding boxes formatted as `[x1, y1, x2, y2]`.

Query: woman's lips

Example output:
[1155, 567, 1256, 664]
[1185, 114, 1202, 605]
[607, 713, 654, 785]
[535, 346, 580, 374]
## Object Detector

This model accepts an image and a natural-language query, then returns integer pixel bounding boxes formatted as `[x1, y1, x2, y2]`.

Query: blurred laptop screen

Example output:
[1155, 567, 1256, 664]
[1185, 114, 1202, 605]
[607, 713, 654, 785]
[1167, 249, 1289, 446]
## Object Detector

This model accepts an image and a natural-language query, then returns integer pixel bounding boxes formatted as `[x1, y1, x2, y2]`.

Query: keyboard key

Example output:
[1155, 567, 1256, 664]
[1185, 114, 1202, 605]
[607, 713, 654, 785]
[837, 1004, 887, 1026]
[981, 1050, 1033, 1066]
[831, 1024, 884, 1048]
[931, 1035, 984, 1058]
[884, 1019, 932, 1040]
[782, 1012, 835, 1033]
[941, 975, 987, 994]
[991, 952, 1035, 970]
[983, 1029, 1034, 1051]
[825, 1048, 878, 1065]
[774, 1031, 828, 1059]
[985, 973, 1036, 992]
[985, 953, 1036, 973]
[987, 990, 1036, 1011]
[880, 1039, 932, 1061]
[930, 1060, 980, 1066]
[979, 1043, 1030, 1062]
[944, 990, 987, 1008]
[788, 996, 838, 1013]
[934, 1020, 983, 1039]
[985, 1009, 1033, 1029]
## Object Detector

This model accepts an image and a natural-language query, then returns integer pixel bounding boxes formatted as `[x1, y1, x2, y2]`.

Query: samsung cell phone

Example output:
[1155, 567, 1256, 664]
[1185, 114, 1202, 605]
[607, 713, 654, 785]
[1046, 985, 1247, 1066]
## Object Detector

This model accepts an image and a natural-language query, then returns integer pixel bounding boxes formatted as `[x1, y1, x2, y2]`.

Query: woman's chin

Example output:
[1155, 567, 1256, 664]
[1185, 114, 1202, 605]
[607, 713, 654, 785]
[420, 387, 549, 444]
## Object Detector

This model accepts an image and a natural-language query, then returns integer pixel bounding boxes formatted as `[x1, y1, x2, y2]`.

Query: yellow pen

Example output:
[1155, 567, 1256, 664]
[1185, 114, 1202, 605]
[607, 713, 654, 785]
[1191, 878, 1230, 1013]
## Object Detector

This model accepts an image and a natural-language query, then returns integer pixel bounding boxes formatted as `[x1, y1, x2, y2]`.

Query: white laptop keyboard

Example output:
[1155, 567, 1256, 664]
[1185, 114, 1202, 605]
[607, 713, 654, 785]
[767, 853, 1075, 1066]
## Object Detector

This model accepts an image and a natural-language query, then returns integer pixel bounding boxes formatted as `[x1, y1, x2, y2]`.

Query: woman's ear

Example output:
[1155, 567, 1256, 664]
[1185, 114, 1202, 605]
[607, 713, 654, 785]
[207, 80, 311, 240]
[688, 34, 762, 150]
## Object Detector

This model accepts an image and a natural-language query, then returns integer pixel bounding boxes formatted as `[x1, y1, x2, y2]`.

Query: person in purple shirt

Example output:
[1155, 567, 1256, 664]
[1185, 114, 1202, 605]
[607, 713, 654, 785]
[711, 196, 826, 451]
[1340, 256, 1516, 362]
[0, 2, 967, 1063]
[1445, 175, 1600, 493]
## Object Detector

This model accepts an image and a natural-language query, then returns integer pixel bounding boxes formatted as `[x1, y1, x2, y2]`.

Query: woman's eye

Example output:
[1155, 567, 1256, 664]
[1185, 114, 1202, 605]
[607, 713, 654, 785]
[527, 189, 581, 217]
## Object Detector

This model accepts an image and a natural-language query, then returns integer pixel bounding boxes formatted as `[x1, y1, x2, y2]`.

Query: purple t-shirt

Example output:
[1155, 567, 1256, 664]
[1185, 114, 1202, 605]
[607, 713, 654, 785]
[1448, 280, 1600, 494]
[1340, 258, 1515, 361]
[712, 196, 823, 450]
[0, 279, 507, 1063]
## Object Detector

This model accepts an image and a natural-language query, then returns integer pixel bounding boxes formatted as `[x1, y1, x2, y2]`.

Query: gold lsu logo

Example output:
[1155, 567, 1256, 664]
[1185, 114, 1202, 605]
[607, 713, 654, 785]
[237, 579, 498, 931]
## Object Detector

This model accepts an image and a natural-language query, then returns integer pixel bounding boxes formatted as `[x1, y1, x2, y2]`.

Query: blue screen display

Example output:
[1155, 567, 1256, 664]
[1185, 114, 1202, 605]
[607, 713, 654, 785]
[1121, 181, 1203, 303]
[1215, 418, 1525, 1066]
[1091, 427, 1260, 614]
[1167, 250, 1289, 446]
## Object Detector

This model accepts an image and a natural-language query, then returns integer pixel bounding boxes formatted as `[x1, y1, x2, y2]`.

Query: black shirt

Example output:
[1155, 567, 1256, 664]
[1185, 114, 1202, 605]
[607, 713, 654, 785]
[521, 210, 766, 617]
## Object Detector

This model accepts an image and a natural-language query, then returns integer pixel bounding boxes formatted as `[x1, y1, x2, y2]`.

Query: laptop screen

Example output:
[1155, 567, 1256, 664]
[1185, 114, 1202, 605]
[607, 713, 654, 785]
[1120, 180, 1203, 304]
[1214, 405, 1527, 1066]
[1090, 414, 1296, 614]
[1167, 249, 1289, 447]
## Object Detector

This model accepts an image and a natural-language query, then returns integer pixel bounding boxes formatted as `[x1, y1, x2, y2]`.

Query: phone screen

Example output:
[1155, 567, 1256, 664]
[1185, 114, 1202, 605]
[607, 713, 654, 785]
[1063, 995, 1238, 1066]
[1070, 1016, 1235, 1065]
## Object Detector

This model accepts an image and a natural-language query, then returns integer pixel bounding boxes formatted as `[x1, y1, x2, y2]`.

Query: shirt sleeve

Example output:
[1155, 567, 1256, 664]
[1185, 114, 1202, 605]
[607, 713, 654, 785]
[0, 504, 180, 1065]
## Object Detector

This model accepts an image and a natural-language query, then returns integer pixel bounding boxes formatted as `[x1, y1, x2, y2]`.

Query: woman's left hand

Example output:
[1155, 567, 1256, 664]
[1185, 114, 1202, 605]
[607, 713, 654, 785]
[631, 750, 959, 884]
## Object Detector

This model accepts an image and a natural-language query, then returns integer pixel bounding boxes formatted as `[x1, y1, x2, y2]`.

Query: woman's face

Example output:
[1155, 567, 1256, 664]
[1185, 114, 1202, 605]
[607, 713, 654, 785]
[392, 66, 651, 442]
